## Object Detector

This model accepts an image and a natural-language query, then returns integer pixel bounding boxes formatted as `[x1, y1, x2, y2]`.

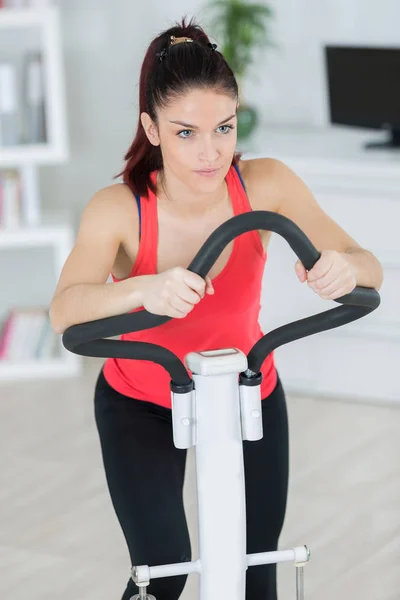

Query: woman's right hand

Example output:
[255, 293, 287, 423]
[139, 267, 214, 318]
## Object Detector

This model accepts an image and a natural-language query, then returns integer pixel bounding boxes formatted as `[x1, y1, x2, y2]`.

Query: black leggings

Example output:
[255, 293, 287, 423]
[94, 368, 289, 600]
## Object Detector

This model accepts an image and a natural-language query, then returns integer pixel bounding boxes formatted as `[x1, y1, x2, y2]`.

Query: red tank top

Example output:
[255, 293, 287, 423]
[103, 165, 277, 408]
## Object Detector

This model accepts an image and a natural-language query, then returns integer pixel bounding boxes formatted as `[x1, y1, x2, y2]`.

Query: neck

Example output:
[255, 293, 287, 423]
[156, 168, 229, 217]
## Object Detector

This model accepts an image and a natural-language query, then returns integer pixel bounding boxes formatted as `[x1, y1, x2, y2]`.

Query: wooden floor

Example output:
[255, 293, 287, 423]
[0, 357, 399, 600]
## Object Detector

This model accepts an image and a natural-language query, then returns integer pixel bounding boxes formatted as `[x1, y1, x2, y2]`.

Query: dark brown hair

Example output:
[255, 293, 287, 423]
[116, 15, 242, 198]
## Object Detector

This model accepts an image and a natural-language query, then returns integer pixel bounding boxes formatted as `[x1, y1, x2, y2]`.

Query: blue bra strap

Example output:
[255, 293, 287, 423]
[233, 162, 247, 191]
[134, 193, 141, 238]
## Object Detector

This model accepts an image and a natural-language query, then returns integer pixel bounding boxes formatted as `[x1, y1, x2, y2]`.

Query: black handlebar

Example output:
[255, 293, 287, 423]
[62, 211, 380, 386]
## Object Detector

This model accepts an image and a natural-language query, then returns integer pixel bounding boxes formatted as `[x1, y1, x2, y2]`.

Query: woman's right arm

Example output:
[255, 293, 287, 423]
[49, 186, 215, 335]
[49, 187, 147, 334]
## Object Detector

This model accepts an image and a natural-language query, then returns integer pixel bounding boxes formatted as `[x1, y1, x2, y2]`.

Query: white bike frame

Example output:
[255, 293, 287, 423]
[131, 348, 310, 600]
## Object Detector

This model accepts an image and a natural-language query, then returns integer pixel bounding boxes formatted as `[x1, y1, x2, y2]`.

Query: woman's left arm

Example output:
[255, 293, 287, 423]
[258, 159, 384, 299]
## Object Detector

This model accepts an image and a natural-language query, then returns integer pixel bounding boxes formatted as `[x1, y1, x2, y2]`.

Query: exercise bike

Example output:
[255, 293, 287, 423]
[62, 211, 380, 600]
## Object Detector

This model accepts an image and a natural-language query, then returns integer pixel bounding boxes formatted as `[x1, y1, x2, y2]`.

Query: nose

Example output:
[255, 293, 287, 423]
[199, 135, 219, 163]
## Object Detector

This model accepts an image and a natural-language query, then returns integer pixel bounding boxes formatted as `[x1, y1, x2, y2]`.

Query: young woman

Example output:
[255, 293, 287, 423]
[49, 17, 383, 600]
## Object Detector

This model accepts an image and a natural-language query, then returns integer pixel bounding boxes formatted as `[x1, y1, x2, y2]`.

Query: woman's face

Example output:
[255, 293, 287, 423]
[141, 88, 238, 190]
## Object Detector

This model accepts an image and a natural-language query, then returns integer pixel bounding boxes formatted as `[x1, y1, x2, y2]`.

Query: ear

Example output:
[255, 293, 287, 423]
[140, 112, 160, 146]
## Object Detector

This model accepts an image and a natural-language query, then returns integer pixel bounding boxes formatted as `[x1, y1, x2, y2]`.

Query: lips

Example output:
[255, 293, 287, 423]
[195, 168, 220, 174]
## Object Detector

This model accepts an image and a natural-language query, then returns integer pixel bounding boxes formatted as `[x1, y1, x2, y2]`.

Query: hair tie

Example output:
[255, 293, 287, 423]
[170, 35, 194, 46]
[156, 38, 217, 63]
[157, 35, 194, 62]
[156, 48, 168, 62]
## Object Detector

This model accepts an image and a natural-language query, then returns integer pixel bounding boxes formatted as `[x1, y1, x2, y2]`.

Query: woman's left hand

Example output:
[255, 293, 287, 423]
[295, 249, 357, 300]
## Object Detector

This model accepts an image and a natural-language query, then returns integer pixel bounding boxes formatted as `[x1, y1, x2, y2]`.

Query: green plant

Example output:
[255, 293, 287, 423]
[202, 0, 274, 86]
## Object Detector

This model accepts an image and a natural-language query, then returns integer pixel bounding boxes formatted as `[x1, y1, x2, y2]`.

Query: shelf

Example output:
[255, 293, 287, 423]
[0, 6, 54, 28]
[0, 355, 81, 381]
[0, 142, 68, 167]
[0, 216, 74, 249]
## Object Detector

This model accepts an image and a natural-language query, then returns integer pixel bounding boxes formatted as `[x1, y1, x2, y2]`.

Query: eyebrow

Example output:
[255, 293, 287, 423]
[169, 114, 236, 128]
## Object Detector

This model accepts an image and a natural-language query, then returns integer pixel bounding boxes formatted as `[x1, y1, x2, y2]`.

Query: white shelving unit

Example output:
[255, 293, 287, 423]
[0, 215, 81, 382]
[0, 4, 82, 381]
[0, 5, 68, 168]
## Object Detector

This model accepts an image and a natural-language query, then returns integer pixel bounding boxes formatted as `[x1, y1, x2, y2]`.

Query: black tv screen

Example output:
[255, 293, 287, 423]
[324, 45, 400, 147]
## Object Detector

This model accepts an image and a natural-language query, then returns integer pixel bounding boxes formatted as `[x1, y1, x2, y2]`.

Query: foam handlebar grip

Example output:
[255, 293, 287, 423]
[62, 211, 380, 384]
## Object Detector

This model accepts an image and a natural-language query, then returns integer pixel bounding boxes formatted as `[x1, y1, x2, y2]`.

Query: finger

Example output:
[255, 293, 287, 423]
[167, 307, 188, 319]
[294, 260, 307, 282]
[169, 296, 195, 316]
[327, 285, 356, 300]
[183, 271, 207, 295]
[307, 255, 335, 282]
[308, 261, 346, 290]
[205, 276, 214, 294]
[309, 264, 353, 294]
[175, 284, 202, 305]
[308, 276, 340, 296]
[318, 285, 355, 301]
[308, 278, 353, 300]
[163, 293, 190, 318]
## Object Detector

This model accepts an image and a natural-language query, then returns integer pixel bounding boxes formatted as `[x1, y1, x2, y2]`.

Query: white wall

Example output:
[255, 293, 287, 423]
[40, 0, 154, 217]
[251, 0, 400, 126]
[39, 0, 400, 218]
[40, 0, 209, 217]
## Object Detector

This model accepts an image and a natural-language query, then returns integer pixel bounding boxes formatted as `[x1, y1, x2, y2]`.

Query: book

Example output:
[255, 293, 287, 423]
[0, 169, 21, 228]
[0, 62, 19, 147]
[22, 51, 46, 144]
[0, 306, 56, 361]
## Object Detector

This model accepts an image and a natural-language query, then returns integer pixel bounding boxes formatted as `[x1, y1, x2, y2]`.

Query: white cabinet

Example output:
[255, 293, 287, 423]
[239, 125, 400, 404]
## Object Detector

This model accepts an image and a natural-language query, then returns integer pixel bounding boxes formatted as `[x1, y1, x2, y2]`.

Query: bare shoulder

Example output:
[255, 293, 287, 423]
[236, 157, 292, 212]
[85, 182, 136, 217]
[81, 182, 139, 240]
